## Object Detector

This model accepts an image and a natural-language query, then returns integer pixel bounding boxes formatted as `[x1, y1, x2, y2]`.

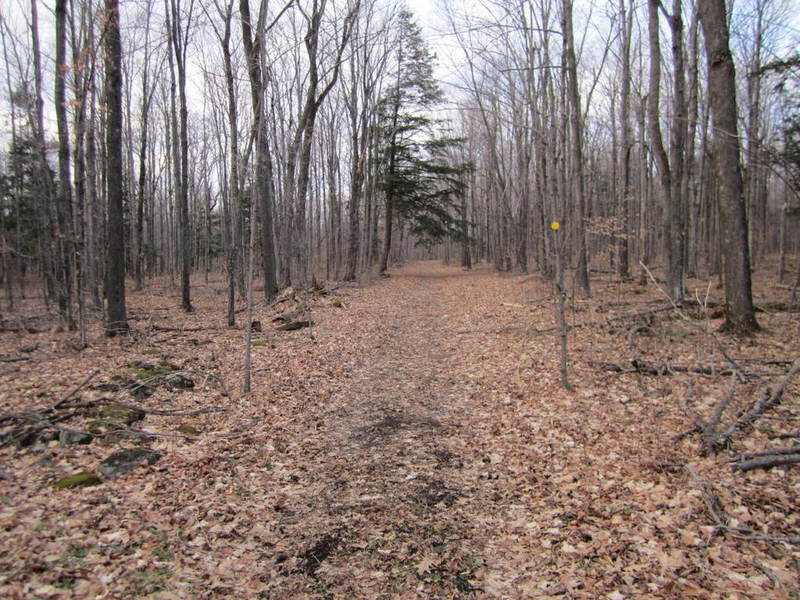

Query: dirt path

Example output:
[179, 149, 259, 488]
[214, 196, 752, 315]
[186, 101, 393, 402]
[257, 262, 599, 598]
[262, 263, 509, 598]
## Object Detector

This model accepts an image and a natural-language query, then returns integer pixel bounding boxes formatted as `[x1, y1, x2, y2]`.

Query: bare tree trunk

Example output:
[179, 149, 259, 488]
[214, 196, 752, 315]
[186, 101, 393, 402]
[239, 0, 278, 298]
[561, 0, 590, 296]
[54, 0, 76, 329]
[344, 69, 364, 281]
[647, 0, 677, 298]
[28, 0, 59, 312]
[218, 0, 239, 326]
[698, 0, 759, 334]
[684, 6, 700, 277]
[778, 185, 787, 283]
[165, 0, 193, 311]
[668, 0, 688, 300]
[617, 0, 633, 280]
[134, 4, 154, 292]
[104, 0, 129, 336]
[461, 178, 472, 270]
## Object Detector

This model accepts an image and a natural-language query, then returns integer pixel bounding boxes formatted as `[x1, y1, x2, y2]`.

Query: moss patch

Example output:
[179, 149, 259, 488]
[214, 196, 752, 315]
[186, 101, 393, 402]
[53, 472, 102, 489]
[123, 360, 178, 382]
[129, 568, 172, 596]
[176, 424, 201, 436]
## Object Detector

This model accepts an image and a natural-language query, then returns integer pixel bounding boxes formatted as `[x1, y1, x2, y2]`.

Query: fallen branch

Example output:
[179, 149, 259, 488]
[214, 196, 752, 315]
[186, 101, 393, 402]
[149, 325, 221, 333]
[456, 325, 531, 335]
[679, 381, 705, 429]
[771, 430, 800, 439]
[597, 360, 737, 377]
[96, 400, 226, 417]
[53, 369, 99, 409]
[735, 454, 800, 471]
[737, 444, 800, 460]
[0, 353, 61, 363]
[702, 375, 738, 455]
[711, 357, 800, 450]
[0, 356, 31, 363]
[104, 428, 197, 441]
[680, 464, 800, 543]
[639, 262, 751, 382]
[730, 445, 800, 471]
[684, 464, 728, 537]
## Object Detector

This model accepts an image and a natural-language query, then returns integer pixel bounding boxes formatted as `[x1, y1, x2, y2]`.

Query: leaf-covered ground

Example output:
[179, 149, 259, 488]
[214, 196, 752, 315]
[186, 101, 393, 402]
[1, 261, 799, 599]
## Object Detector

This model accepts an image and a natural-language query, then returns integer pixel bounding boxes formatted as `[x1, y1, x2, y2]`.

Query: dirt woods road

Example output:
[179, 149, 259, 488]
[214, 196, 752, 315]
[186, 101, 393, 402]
[261, 262, 593, 599]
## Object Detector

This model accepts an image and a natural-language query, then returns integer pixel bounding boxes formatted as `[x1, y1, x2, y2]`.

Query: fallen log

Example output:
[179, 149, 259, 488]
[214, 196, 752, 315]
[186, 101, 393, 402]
[736, 444, 800, 460]
[276, 320, 313, 331]
[149, 325, 220, 332]
[734, 454, 800, 472]
[598, 359, 736, 377]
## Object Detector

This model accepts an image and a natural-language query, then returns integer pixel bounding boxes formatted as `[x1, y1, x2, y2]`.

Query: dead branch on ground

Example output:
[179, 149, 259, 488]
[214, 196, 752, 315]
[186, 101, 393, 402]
[730, 445, 800, 471]
[680, 358, 800, 455]
[684, 464, 800, 544]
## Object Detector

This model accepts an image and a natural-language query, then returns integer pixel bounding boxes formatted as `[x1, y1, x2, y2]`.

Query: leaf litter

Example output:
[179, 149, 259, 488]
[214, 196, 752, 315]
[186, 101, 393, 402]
[0, 261, 798, 598]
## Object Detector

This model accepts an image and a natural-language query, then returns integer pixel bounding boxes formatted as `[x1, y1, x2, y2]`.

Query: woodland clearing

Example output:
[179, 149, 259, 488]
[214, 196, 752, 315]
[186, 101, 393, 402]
[0, 260, 799, 599]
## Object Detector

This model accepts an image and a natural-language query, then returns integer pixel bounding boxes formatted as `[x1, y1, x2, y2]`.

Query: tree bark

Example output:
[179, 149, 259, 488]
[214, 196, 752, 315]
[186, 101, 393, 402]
[219, 0, 239, 326]
[616, 0, 633, 280]
[166, 0, 193, 312]
[668, 0, 688, 301]
[239, 0, 278, 299]
[104, 0, 129, 336]
[698, 0, 759, 334]
[561, 0, 590, 296]
[54, 0, 75, 329]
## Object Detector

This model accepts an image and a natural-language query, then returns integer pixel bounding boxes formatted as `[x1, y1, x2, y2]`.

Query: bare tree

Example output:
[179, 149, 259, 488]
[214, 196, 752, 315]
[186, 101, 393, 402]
[698, 0, 759, 334]
[166, 0, 194, 312]
[239, 0, 282, 298]
[561, 0, 590, 295]
[104, 0, 129, 335]
[616, 0, 633, 280]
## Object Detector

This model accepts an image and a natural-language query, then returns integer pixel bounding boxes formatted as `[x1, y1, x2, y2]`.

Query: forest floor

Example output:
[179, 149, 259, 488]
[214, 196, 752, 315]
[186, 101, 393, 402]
[1, 260, 799, 599]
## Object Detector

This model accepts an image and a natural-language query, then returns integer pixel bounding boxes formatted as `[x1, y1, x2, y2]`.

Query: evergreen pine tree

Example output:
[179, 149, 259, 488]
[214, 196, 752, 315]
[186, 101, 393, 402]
[377, 10, 472, 273]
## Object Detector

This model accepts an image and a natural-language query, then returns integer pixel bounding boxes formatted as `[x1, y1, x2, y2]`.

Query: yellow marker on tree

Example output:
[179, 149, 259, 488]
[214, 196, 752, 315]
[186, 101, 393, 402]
[550, 221, 560, 231]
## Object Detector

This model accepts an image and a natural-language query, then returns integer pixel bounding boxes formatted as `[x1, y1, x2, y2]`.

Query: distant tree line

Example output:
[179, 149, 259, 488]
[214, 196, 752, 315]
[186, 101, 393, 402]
[0, 0, 797, 337]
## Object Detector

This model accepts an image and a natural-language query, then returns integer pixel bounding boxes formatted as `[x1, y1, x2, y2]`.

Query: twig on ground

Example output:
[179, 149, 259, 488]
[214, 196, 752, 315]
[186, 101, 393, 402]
[53, 369, 99, 409]
[684, 464, 728, 538]
[771, 430, 800, 439]
[639, 261, 752, 382]
[702, 375, 738, 455]
[712, 357, 800, 450]
[598, 360, 740, 377]
[149, 325, 221, 333]
[730, 445, 800, 472]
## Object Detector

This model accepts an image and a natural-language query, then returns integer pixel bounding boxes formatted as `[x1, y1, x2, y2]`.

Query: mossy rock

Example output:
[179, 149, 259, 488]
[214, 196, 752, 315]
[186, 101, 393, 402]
[58, 429, 94, 445]
[123, 361, 178, 381]
[87, 419, 110, 435]
[98, 448, 161, 479]
[163, 373, 194, 390]
[683, 310, 707, 321]
[96, 403, 145, 426]
[53, 472, 102, 489]
[176, 424, 200, 436]
[131, 384, 156, 402]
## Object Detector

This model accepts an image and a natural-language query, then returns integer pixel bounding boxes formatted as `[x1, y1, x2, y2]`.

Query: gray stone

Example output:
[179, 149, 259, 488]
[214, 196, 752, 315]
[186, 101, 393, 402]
[98, 448, 161, 479]
[58, 429, 94, 445]
[164, 373, 194, 390]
